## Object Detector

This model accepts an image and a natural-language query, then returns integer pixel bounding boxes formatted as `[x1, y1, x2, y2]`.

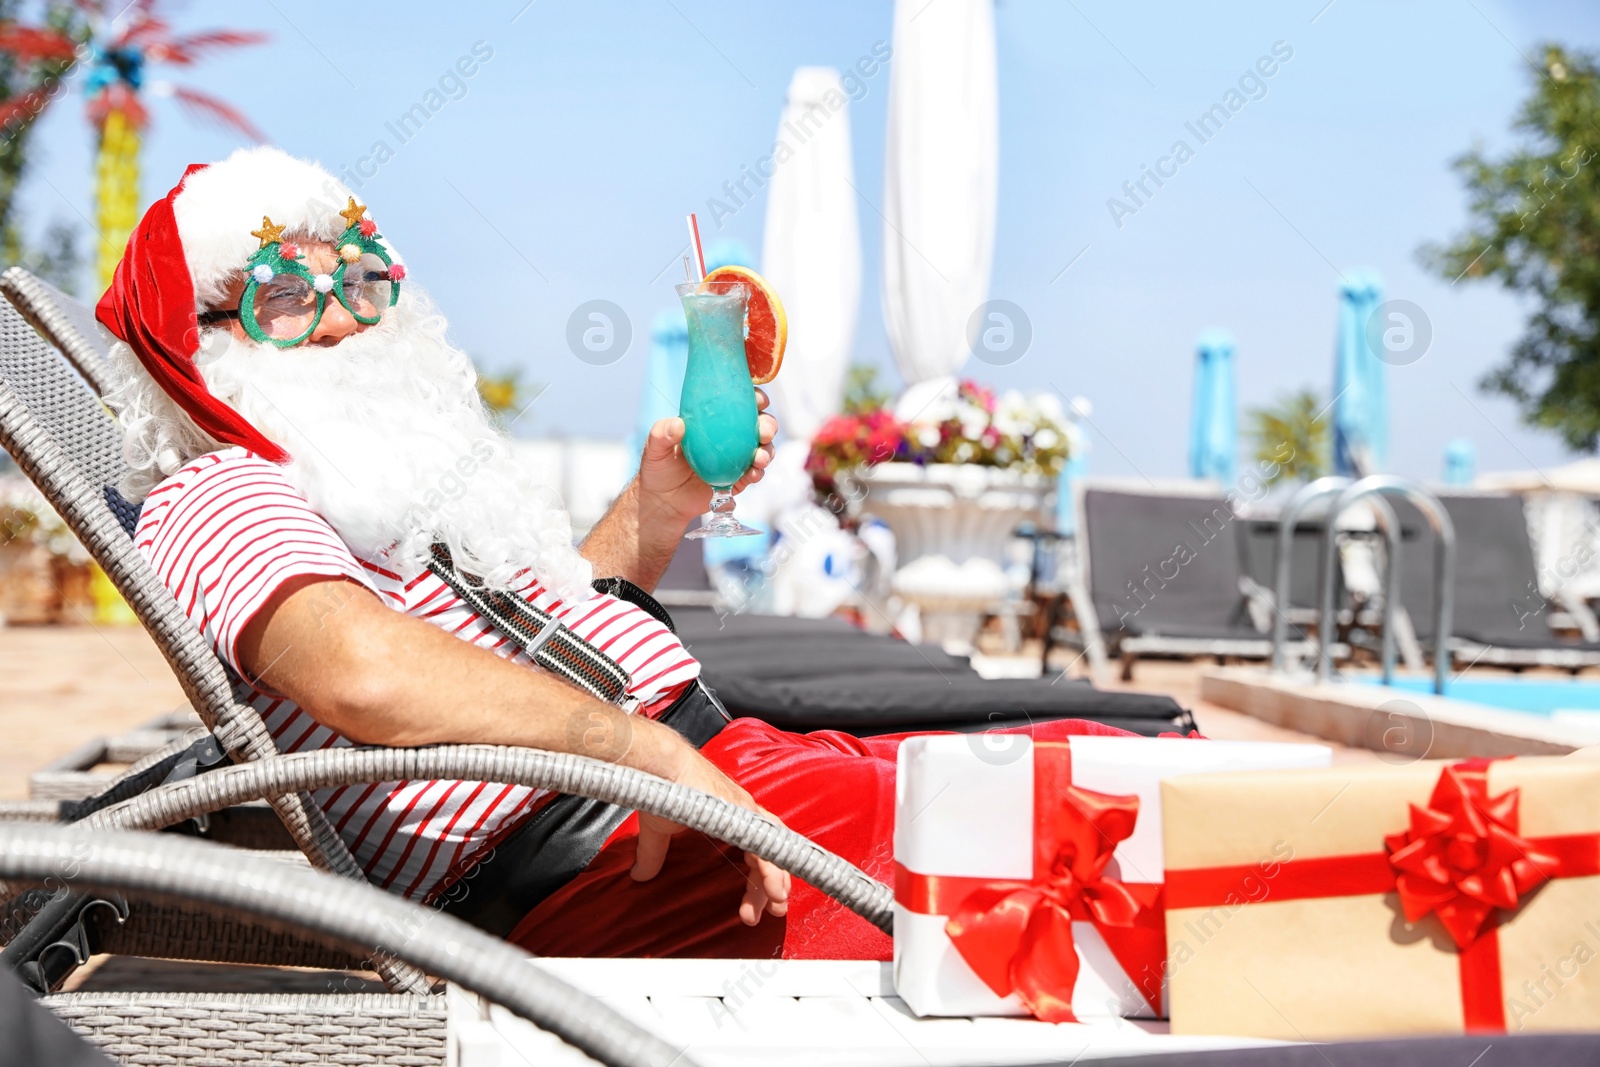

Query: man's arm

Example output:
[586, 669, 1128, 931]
[578, 469, 690, 593]
[580, 389, 776, 590]
[237, 574, 788, 925]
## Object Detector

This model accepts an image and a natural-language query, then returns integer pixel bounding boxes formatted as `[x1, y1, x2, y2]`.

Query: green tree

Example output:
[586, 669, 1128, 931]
[0, 3, 92, 292]
[1422, 45, 1600, 450]
[1246, 389, 1328, 486]
[474, 363, 543, 432]
[0, 2, 91, 266]
[841, 363, 889, 415]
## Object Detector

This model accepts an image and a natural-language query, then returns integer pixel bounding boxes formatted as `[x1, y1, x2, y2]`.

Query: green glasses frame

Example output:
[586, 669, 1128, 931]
[200, 207, 403, 349]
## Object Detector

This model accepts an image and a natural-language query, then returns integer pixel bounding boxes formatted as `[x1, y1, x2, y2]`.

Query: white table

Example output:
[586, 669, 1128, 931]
[449, 959, 1282, 1066]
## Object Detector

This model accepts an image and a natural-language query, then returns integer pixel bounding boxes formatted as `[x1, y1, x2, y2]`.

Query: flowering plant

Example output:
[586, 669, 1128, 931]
[806, 380, 1074, 499]
[0, 476, 89, 562]
[805, 409, 906, 488]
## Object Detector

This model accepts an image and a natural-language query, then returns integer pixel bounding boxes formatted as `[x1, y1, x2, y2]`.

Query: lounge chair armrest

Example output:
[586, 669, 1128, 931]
[84, 744, 895, 934]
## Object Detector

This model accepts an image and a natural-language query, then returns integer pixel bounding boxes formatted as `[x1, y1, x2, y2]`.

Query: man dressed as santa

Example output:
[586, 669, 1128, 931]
[97, 147, 1123, 960]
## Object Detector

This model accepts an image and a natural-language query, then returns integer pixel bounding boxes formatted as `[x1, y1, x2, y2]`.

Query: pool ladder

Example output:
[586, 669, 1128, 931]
[1269, 475, 1455, 694]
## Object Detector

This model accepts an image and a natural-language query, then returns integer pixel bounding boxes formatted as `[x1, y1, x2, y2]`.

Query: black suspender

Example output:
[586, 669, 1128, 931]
[426, 543, 632, 706]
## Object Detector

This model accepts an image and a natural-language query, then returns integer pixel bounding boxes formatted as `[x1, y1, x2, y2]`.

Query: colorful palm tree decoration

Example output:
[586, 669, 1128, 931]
[0, 3, 266, 290]
[81, 4, 267, 289]
[0, 4, 265, 289]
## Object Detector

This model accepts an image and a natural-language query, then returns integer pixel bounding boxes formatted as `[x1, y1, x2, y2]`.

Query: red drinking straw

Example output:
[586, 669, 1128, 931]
[685, 213, 706, 281]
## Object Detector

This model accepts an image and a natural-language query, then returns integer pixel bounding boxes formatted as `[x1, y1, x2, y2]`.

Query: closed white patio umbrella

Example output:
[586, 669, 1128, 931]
[745, 68, 866, 619]
[881, 0, 999, 416]
[762, 66, 862, 443]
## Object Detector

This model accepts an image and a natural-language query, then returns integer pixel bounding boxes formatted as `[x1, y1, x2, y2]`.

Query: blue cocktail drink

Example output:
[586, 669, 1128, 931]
[677, 279, 762, 538]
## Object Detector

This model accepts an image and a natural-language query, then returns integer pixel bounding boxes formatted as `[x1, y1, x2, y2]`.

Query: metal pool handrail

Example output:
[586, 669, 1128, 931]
[1271, 478, 1404, 675]
[1271, 476, 1350, 672]
[1317, 475, 1456, 694]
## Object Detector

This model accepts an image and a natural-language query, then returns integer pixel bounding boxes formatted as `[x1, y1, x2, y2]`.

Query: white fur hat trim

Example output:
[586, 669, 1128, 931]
[170, 146, 402, 310]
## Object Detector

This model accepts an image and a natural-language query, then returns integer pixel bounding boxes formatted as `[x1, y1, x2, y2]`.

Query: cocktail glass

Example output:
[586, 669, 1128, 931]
[676, 278, 762, 539]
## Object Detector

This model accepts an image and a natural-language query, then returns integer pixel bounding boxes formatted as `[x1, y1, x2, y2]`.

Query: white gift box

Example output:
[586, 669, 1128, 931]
[893, 734, 1332, 1020]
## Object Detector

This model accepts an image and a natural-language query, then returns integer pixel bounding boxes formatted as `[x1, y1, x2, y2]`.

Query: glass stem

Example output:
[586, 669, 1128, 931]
[704, 489, 737, 533]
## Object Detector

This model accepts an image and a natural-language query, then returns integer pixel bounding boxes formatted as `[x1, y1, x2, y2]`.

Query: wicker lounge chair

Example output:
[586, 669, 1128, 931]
[1, 823, 703, 1067]
[0, 273, 435, 993]
[0, 271, 887, 1004]
[0, 270, 114, 396]
[0, 268, 1189, 1063]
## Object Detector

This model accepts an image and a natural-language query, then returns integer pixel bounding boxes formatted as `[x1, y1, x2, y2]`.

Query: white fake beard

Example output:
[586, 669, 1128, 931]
[196, 292, 593, 601]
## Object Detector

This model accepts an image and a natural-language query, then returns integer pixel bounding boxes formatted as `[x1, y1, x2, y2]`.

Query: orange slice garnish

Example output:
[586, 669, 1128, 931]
[703, 264, 787, 385]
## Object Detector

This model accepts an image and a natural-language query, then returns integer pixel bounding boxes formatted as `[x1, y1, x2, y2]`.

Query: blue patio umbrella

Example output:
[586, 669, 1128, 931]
[1443, 438, 1475, 485]
[1056, 452, 1087, 535]
[1188, 330, 1237, 485]
[704, 239, 753, 277]
[628, 310, 688, 462]
[1055, 397, 1091, 535]
[1332, 272, 1387, 476]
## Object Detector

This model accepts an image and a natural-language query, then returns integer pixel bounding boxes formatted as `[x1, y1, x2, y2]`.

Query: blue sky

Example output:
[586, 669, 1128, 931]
[14, 0, 1600, 480]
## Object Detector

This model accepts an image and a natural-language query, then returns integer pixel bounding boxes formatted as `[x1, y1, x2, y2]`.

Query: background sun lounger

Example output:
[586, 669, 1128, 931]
[1389, 492, 1600, 670]
[1063, 483, 1318, 679]
[1238, 515, 1338, 626]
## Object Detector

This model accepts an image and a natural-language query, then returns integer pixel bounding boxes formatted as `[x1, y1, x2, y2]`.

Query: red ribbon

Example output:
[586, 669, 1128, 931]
[894, 741, 1166, 1023]
[1165, 758, 1600, 1033]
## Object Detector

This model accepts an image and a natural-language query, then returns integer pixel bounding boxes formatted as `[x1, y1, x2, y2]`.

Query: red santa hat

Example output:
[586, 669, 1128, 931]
[95, 146, 401, 463]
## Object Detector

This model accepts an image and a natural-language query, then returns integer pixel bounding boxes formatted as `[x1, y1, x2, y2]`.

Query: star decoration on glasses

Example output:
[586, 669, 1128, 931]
[250, 216, 287, 249]
[339, 197, 368, 229]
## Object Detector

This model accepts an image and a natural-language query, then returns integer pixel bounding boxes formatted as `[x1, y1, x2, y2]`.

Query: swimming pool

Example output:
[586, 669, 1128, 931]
[1363, 675, 1600, 717]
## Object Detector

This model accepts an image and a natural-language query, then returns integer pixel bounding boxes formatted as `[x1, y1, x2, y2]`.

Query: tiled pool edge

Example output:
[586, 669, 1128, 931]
[1199, 668, 1588, 758]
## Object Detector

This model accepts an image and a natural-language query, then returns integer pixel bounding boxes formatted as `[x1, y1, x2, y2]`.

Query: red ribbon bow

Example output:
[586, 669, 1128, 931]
[1385, 760, 1561, 949]
[945, 786, 1149, 1023]
[894, 742, 1166, 1024]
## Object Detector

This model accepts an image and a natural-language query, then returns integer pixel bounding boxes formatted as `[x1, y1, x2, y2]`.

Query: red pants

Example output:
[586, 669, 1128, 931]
[509, 716, 1133, 960]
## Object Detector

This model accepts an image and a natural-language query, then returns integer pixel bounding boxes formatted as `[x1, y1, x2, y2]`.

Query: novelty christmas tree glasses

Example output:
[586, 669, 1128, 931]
[203, 197, 406, 347]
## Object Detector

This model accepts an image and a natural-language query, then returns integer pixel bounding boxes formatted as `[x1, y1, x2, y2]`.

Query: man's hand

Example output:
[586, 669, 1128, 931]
[580, 387, 777, 589]
[629, 747, 791, 926]
[638, 387, 778, 526]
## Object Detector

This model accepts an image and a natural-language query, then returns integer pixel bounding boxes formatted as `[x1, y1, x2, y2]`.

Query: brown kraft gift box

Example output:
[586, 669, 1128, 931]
[1160, 757, 1600, 1038]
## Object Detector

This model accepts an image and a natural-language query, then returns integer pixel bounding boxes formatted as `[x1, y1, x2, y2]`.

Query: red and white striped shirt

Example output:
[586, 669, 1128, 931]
[135, 448, 700, 900]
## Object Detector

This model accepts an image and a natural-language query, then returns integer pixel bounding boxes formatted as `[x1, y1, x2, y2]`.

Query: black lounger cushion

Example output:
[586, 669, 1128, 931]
[674, 607, 1193, 737]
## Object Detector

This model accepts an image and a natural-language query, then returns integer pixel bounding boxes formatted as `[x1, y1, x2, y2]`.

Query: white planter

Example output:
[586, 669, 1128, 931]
[853, 463, 1052, 652]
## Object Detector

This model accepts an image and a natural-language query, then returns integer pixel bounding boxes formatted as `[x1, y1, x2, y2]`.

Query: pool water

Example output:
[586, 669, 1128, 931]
[1363, 675, 1600, 717]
